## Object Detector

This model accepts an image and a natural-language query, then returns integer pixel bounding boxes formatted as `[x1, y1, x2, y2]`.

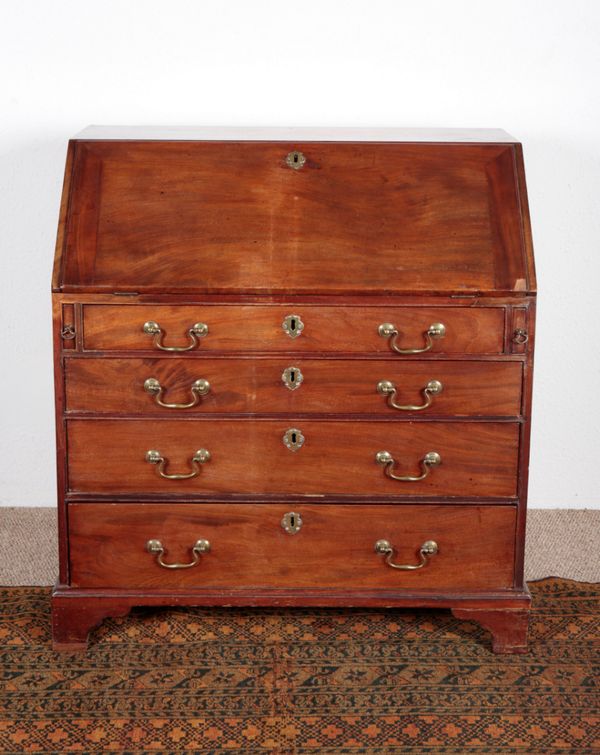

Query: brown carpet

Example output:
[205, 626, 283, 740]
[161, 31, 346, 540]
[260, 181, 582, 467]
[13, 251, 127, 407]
[1, 507, 600, 585]
[0, 579, 598, 753]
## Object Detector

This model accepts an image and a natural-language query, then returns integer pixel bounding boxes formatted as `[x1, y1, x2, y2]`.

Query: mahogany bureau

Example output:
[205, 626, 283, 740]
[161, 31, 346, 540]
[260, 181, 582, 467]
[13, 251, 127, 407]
[51, 127, 536, 653]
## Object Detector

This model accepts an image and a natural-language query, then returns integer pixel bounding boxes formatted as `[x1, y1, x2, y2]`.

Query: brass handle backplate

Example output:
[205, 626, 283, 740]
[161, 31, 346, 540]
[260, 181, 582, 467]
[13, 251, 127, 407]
[375, 450, 441, 482]
[145, 448, 211, 479]
[144, 377, 210, 409]
[146, 538, 210, 569]
[377, 379, 443, 411]
[143, 320, 208, 351]
[378, 322, 446, 354]
[374, 539, 438, 570]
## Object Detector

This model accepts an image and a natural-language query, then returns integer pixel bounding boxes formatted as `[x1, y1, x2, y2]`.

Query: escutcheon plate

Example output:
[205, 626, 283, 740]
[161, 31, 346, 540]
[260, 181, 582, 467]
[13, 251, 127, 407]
[281, 511, 303, 534]
[281, 366, 304, 391]
[283, 427, 305, 451]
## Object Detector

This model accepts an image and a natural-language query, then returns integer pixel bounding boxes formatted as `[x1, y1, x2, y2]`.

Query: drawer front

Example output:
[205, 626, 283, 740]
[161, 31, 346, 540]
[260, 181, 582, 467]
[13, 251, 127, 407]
[68, 502, 517, 590]
[82, 305, 505, 354]
[65, 358, 523, 416]
[67, 419, 519, 497]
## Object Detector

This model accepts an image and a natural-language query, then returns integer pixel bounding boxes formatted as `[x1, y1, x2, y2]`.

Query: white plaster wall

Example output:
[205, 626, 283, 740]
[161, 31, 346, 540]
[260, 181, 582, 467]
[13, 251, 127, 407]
[0, 0, 598, 507]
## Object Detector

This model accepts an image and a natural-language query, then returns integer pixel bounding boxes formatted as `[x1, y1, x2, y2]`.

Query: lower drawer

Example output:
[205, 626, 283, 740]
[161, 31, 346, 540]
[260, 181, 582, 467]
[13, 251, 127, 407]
[66, 419, 519, 497]
[68, 503, 516, 590]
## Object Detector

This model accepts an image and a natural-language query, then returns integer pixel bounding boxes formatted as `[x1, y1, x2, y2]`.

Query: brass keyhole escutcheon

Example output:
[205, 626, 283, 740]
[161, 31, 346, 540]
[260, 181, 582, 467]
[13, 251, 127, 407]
[281, 511, 303, 534]
[286, 151, 306, 170]
[282, 314, 304, 339]
[283, 427, 305, 452]
[282, 366, 304, 391]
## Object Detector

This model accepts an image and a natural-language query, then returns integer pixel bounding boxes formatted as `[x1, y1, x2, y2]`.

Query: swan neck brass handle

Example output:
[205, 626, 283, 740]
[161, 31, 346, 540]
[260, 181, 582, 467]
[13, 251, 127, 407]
[144, 377, 210, 409]
[378, 322, 445, 354]
[145, 448, 211, 480]
[146, 538, 210, 569]
[143, 320, 208, 351]
[375, 450, 441, 482]
[377, 379, 443, 411]
[374, 539, 438, 570]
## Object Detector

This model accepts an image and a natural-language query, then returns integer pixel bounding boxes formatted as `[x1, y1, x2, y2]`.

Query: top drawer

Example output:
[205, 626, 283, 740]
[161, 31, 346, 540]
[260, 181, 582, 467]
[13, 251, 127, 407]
[82, 305, 505, 354]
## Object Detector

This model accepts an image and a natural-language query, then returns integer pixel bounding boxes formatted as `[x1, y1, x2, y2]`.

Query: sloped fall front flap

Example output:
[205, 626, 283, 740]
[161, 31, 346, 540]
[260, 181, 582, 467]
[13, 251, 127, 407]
[54, 138, 534, 295]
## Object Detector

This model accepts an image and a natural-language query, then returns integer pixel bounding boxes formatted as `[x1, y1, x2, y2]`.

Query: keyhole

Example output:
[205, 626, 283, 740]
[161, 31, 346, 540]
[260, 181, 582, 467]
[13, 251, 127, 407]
[286, 151, 306, 170]
[282, 510, 303, 533]
[282, 365, 303, 391]
[283, 427, 304, 451]
[282, 314, 303, 339]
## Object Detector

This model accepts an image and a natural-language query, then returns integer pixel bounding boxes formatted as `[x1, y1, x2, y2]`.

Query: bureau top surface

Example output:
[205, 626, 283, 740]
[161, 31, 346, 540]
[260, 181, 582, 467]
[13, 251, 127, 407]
[53, 129, 535, 296]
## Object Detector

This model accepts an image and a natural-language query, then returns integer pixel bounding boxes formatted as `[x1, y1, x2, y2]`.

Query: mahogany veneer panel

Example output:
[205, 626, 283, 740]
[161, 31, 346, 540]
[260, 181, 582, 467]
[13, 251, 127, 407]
[82, 304, 505, 354]
[67, 419, 519, 497]
[68, 502, 517, 590]
[65, 357, 523, 417]
[58, 141, 531, 295]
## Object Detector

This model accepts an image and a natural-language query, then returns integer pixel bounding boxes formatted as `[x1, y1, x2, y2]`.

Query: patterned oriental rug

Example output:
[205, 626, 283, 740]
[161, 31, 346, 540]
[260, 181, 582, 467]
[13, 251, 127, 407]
[0, 579, 598, 754]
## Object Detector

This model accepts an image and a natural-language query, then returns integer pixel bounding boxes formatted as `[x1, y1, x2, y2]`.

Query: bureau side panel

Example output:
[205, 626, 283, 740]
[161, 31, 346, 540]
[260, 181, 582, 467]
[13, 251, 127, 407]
[514, 299, 536, 587]
[52, 295, 70, 583]
[52, 142, 76, 292]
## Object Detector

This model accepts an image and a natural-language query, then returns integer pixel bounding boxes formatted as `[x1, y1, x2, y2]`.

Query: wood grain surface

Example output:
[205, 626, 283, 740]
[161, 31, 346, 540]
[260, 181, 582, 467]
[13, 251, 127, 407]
[57, 141, 532, 295]
[67, 502, 517, 590]
[64, 357, 523, 416]
[82, 304, 506, 353]
[66, 419, 519, 497]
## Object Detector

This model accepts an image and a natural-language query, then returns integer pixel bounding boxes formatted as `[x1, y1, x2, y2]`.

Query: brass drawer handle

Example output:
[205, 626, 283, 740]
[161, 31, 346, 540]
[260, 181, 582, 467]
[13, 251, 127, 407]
[146, 538, 210, 569]
[375, 450, 441, 482]
[143, 320, 208, 351]
[374, 539, 438, 570]
[145, 448, 211, 479]
[144, 377, 210, 409]
[376, 379, 442, 411]
[378, 322, 445, 354]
